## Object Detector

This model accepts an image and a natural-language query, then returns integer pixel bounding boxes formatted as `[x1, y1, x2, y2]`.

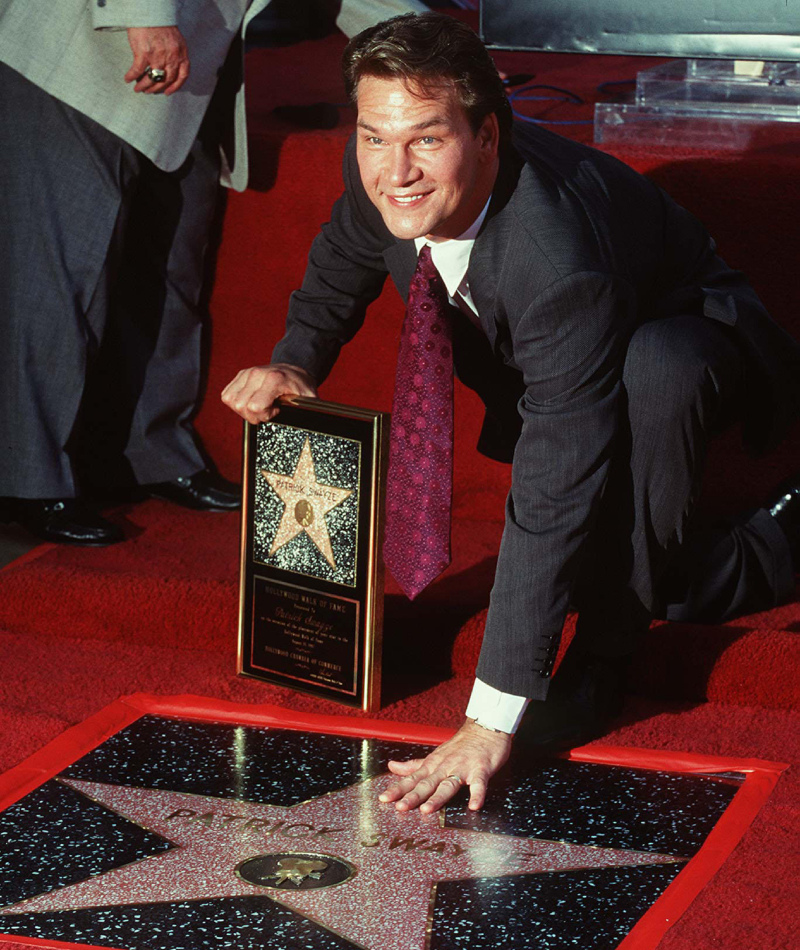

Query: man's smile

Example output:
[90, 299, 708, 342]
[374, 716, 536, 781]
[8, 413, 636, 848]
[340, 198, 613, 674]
[387, 193, 431, 206]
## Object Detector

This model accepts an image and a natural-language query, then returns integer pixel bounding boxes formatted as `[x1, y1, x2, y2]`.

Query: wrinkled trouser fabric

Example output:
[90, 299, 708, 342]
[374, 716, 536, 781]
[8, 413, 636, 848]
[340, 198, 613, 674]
[573, 313, 795, 653]
[0, 62, 221, 497]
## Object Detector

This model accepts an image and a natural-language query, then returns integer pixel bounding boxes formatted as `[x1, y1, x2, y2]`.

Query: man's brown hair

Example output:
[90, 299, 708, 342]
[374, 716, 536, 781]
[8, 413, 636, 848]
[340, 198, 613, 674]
[342, 12, 512, 141]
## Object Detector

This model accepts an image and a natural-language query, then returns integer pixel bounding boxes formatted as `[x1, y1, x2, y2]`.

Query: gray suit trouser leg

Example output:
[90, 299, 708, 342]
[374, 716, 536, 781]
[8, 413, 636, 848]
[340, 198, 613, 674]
[0, 63, 217, 498]
[574, 314, 796, 653]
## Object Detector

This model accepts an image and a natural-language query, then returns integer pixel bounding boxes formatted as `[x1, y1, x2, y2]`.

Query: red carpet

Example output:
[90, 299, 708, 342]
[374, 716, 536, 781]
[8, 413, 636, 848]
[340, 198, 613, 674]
[1, 24, 798, 950]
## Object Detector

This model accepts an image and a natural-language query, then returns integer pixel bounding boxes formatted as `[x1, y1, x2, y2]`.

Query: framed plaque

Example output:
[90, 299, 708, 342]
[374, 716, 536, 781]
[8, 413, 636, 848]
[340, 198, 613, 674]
[237, 396, 388, 711]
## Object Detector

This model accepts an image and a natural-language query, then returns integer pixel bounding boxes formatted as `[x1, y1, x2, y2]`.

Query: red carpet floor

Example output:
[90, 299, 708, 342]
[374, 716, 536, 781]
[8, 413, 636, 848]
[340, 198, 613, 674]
[1, 23, 799, 950]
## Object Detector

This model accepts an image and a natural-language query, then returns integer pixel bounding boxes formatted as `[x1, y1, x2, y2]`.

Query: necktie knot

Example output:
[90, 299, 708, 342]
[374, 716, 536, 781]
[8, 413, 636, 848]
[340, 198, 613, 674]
[411, 246, 445, 295]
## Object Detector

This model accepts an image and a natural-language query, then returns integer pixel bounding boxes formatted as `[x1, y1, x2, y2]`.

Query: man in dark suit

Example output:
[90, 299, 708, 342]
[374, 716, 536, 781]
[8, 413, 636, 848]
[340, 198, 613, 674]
[223, 13, 800, 812]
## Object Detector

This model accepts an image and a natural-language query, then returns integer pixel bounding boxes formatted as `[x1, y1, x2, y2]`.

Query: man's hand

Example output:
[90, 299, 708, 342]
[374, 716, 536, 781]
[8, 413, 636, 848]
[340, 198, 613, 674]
[221, 364, 318, 424]
[379, 719, 512, 814]
[125, 27, 190, 96]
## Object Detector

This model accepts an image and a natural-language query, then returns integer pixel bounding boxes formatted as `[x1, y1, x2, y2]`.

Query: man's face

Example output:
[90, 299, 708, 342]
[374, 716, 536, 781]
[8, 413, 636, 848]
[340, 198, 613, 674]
[355, 75, 499, 242]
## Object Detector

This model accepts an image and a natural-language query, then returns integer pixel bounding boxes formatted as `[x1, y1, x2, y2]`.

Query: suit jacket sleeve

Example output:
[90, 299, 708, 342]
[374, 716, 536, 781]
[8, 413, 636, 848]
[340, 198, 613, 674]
[92, 1, 179, 30]
[475, 269, 639, 701]
[271, 140, 392, 383]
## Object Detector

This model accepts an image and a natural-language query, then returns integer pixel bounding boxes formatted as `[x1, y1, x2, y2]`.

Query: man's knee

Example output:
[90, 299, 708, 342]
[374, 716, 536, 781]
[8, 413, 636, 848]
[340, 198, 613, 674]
[622, 316, 742, 433]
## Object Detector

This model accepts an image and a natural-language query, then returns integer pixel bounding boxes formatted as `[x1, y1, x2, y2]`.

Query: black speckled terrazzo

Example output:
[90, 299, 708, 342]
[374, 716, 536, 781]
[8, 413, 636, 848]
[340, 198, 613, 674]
[0, 780, 172, 907]
[446, 759, 740, 858]
[63, 716, 432, 806]
[428, 864, 685, 950]
[0, 714, 742, 950]
[0, 896, 359, 950]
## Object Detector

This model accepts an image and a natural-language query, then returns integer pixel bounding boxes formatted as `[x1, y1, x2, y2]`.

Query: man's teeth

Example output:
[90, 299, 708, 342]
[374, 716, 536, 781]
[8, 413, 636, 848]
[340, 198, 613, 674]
[393, 195, 426, 203]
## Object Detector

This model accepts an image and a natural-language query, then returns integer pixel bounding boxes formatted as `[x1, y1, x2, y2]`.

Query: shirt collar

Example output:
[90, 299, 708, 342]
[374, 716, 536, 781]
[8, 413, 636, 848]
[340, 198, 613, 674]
[413, 197, 491, 298]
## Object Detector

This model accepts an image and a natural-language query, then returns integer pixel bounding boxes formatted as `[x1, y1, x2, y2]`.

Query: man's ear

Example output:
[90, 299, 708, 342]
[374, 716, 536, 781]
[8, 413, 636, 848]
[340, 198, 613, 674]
[477, 113, 500, 161]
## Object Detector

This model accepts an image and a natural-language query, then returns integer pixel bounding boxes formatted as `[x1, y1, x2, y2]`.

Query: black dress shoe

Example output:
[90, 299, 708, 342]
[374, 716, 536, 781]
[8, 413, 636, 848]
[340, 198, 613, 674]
[515, 650, 629, 750]
[147, 470, 241, 511]
[767, 473, 800, 568]
[3, 498, 125, 546]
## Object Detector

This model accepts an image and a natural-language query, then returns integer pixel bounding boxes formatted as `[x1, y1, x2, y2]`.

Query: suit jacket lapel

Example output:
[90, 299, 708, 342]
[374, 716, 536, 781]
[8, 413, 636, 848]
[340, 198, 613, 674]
[466, 144, 524, 350]
[383, 241, 419, 303]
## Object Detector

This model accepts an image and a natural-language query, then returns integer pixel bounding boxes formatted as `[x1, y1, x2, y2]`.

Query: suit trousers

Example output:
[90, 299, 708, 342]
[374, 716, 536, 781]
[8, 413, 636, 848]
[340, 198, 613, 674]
[0, 63, 221, 498]
[572, 313, 796, 652]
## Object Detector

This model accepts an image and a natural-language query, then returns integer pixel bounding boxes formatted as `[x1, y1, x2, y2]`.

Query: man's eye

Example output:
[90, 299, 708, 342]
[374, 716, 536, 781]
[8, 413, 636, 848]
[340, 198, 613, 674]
[418, 136, 438, 146]
[366, 136, 384, 146]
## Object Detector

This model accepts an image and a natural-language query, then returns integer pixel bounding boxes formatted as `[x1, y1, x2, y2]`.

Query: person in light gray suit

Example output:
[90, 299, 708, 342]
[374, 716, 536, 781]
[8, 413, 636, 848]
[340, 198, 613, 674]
[0, 0, 271, 543]
[0, 0, 425, 544]
[223, 14, 800, 812]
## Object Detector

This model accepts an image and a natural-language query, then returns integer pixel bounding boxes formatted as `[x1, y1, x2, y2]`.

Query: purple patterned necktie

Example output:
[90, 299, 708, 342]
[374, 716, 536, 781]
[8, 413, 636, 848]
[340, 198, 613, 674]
[384, 245, 454, 599]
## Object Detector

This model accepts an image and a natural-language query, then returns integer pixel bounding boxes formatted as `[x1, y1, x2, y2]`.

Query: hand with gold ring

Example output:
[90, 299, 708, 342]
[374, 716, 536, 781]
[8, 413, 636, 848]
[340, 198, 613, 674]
[378, 719, 512, 814]
[124, 27, 190, 96]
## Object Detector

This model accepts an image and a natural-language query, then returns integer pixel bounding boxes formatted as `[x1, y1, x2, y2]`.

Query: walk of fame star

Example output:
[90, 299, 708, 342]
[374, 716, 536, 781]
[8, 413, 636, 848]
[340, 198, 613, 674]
[261, 437, 352, 569]
[0, 774, 684, 950]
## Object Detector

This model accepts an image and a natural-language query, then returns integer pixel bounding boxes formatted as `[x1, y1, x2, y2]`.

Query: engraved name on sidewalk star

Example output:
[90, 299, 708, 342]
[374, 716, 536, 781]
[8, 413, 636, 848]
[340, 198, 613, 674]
[0, 775, 684, 950]
[262, 437, 352, 569]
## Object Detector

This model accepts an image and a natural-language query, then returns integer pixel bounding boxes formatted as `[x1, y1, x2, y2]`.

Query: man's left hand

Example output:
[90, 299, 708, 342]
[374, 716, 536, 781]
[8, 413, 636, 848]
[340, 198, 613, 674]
[379, 719, 512, 814]
[125, 27, 190, 96]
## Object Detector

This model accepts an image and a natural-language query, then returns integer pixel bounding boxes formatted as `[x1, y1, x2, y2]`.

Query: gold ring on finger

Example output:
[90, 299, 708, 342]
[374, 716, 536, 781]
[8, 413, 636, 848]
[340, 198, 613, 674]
[446, 774, 464, 785]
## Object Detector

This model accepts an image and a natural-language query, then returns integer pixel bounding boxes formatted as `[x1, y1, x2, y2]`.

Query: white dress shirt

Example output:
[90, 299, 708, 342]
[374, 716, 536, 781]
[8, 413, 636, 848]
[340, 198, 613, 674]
[413, 199, 489, 321]
[414, 202, 532, 734]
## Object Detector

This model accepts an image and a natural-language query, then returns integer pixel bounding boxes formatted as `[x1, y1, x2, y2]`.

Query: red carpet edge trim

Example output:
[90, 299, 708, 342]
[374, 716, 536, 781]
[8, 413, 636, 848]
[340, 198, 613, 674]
[0, 694, 789, 950]
[0, 938, 115, 950]
[572, 747, 788, 950]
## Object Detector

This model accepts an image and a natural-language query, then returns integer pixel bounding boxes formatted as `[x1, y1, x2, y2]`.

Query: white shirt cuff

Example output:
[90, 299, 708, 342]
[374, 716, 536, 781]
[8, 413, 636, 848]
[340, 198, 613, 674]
[465, 678, 530, 734]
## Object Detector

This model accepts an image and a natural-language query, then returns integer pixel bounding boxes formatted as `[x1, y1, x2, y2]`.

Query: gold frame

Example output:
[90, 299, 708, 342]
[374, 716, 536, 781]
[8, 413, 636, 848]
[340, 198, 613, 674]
[237, 396, 387, 712]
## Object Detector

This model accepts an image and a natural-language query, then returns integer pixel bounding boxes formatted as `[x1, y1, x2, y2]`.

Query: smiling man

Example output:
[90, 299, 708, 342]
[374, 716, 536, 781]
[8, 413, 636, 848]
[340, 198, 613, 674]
[223, 14, 800, 815]
[355, 73, 499, 241]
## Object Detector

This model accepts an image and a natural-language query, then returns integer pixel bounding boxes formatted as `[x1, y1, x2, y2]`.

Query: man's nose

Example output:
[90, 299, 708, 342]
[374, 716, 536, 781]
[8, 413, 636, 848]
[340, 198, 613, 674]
[386, 147, 422, 187]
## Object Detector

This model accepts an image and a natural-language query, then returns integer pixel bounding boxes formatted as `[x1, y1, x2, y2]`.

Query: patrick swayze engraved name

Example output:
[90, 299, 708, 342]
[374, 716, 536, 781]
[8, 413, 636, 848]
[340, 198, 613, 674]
[163, 807, 539, 864]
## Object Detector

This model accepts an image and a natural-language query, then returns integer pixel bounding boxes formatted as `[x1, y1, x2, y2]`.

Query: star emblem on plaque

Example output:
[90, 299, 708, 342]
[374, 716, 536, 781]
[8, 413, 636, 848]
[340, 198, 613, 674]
[256, 430, 357, 583]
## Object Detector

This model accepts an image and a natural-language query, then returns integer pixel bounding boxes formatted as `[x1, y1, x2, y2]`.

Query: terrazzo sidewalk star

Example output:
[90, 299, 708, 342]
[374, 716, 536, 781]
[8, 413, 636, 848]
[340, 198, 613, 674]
[0, 701, 787, 950]
[1, 776, 682, 950]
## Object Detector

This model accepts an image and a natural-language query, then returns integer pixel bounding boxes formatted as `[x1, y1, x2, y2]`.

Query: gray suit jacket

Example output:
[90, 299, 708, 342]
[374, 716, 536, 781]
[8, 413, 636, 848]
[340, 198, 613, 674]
[0, 0, 269, 190]
[273, 125, 800, 699]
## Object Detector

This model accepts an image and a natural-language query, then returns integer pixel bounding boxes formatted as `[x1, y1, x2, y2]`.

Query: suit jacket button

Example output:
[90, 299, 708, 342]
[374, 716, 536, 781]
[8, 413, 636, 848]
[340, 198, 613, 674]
[97, 0, 106, 6]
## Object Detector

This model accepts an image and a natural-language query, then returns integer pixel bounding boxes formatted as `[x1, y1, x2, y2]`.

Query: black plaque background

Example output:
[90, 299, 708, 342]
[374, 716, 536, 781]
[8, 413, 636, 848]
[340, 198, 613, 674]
[250, 576, 360, 695]
[239, 400, 385, 710]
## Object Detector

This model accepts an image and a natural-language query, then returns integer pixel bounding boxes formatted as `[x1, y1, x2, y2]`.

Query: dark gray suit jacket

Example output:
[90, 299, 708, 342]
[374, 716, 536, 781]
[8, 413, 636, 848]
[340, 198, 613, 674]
[273, 123, 800, 700]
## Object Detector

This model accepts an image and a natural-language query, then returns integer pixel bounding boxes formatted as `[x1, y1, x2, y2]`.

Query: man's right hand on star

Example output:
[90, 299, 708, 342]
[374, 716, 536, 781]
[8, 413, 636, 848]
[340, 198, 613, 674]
[222, 363, 318, 424]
